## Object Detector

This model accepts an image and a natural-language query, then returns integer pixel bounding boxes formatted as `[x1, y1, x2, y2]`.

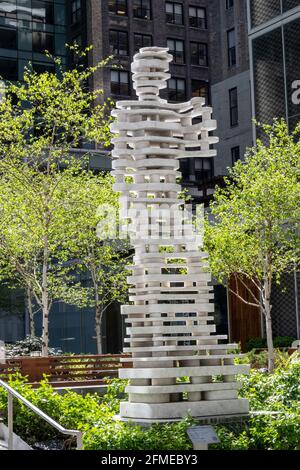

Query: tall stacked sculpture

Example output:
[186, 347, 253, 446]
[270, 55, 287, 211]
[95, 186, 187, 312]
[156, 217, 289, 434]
[111, 47, 249, 421]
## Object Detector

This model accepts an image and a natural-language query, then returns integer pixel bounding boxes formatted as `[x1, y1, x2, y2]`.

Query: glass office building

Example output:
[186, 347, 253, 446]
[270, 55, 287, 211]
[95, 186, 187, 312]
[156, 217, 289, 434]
[248, 0, 300, 339]
[249, 0, 300, 133]
[0, 0, 66, 81]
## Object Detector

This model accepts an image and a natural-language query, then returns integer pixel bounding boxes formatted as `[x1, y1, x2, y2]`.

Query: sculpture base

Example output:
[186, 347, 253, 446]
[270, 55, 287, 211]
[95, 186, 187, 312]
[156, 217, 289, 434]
[119, 399, 249, 421]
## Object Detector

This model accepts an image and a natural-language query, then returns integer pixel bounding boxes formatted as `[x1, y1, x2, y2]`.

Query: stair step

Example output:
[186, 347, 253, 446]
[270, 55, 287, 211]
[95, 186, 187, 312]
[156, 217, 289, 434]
[0, 439, 7, 450]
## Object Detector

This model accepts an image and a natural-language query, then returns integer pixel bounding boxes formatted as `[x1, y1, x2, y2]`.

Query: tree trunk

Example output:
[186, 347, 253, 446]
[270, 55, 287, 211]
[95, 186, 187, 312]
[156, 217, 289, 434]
[95, 302, 103, 355]
[26, 287, 35, 337]
[91, 267, 104, 355]
[41, 233, 49, 357]
[41, 301, 49, 357]
[265, 310, 274, 372]
[264, 274, 274, 372]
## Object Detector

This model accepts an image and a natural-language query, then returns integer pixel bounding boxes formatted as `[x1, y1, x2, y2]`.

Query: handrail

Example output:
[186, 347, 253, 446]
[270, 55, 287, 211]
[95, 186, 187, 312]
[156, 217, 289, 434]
[0, 379, 83, 450]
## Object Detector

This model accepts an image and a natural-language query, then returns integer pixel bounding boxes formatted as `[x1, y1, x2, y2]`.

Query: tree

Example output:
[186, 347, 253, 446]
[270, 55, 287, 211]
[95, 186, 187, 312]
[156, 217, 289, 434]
[205, 120, 300, 372]
[0, 163, 114, 355]
[0, 48, 113, 355]
[65, 173, 131, 354]
[75, 242, 130, 355]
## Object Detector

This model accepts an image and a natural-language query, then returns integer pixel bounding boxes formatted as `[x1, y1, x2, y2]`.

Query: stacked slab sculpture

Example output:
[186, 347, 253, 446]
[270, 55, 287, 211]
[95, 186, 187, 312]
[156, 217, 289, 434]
[110, 47, 249, 421]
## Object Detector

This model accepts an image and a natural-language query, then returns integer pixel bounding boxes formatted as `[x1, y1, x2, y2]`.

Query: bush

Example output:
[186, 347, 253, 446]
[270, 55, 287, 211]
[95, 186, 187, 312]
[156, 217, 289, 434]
[246, 337, 266, 352]
[1, 354, 300, 450]
[0, 374, 193, 450]
[246, 336, 296, 352]
[215, 353, 300, 450]
[83, 418, 193, 451]
[5, 336, 62, 357]
[273, 336, 295, 348]
[236, 349, 269, 369]
[215, 412, 300, 450]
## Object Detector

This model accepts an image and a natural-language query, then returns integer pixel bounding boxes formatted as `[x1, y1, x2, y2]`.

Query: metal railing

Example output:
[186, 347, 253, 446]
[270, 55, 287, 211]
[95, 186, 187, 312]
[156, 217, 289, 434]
[0, 379, 83, 450]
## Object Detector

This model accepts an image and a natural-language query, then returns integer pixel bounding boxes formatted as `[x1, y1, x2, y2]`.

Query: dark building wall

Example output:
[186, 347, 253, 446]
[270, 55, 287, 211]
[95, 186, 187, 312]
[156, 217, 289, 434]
[210, 0, 249, 85]
[271, 273, 300, 339]
[0, 286, 25, 343]
[250, 0, 300, 28]
[252, 27, 285, 128]
[248, 0, 300, 342]
[86, 0, 210, 102]
[85, 0, 214, 201]
[249, 1, 300, 131]
[210, 0, 253, 177]
[34, 301, 124, 354]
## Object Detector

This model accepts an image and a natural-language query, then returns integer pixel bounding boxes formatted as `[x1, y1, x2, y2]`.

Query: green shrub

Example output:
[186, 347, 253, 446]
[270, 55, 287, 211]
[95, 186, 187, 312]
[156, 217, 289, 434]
[83, 418, 194, 451]
[215, 354, 300, 450]
[5, 336, 61, 357]
[246, 337, 267, 352]
[1, 356, 300, 450]
[273, 336, 295, 348]
[0, 375, 193, 450]
[246, 336, 296, 353]
[215, 412, 300, 451]
[236, 349, 269, 369]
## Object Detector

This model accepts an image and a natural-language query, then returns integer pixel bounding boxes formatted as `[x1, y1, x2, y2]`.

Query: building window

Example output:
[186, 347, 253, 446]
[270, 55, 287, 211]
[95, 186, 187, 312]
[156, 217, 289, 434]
[109, 30, 129, 57]
[226, 0, 234, 9]
[180, 159, 189, 180]
[70, 0, 81, 25]
[32, 31, 54, 54]
[111, 70, 130, 95]
[229, 87, 238, 127]
[231, 146, 240, 165]
[189, 6, 207, 29]
[167, 77, 186, 102]
[109, 0, 127, 16]
[134, 33, 152, 52]
[190, 42, 208, 66]
[33, 62, 55, 74]
[227, 28, 236, 67]
[0, 57, 18, 80]
[167, 38, 184, 64]
[32, 1, 54, 24]
[195, 158, 213, 184]
[166, 2, 183, 25]
[0, 1, 17, 19]
[191, 80, 209, 104]
[133, 0, 151, 20]
[0, 26, 17, 49]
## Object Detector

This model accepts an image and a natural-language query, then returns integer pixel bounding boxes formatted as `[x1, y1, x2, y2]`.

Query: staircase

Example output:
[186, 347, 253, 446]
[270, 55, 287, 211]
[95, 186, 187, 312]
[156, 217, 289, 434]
[0, 421, 32, 450]
[0, 379, 82, 450]
[0, 421, 7, 450]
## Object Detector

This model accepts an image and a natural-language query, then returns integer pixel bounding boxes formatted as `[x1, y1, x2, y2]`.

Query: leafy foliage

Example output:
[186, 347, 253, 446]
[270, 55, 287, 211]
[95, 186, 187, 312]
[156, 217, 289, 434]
[5, 336, 61, 357]
[273, 336, 295, 348]
[0, 375, 193, 450]
[246, 337, 267, 352]
[206, 120, 300, 286]
[246, 336, 295, 352]
[205, 120, 300, 371]
[0, 48, 129, 355]
[214, 355, 300, 450]
[1, 358, 300, 450]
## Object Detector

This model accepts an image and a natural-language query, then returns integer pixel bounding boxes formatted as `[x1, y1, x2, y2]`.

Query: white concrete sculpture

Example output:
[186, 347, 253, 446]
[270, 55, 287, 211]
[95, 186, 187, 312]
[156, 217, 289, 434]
[110, 47, 249, 421]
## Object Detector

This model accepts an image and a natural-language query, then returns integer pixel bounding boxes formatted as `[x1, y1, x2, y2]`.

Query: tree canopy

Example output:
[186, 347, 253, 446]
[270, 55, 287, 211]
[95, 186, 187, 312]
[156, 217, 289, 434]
[205, 120, 300, 370]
